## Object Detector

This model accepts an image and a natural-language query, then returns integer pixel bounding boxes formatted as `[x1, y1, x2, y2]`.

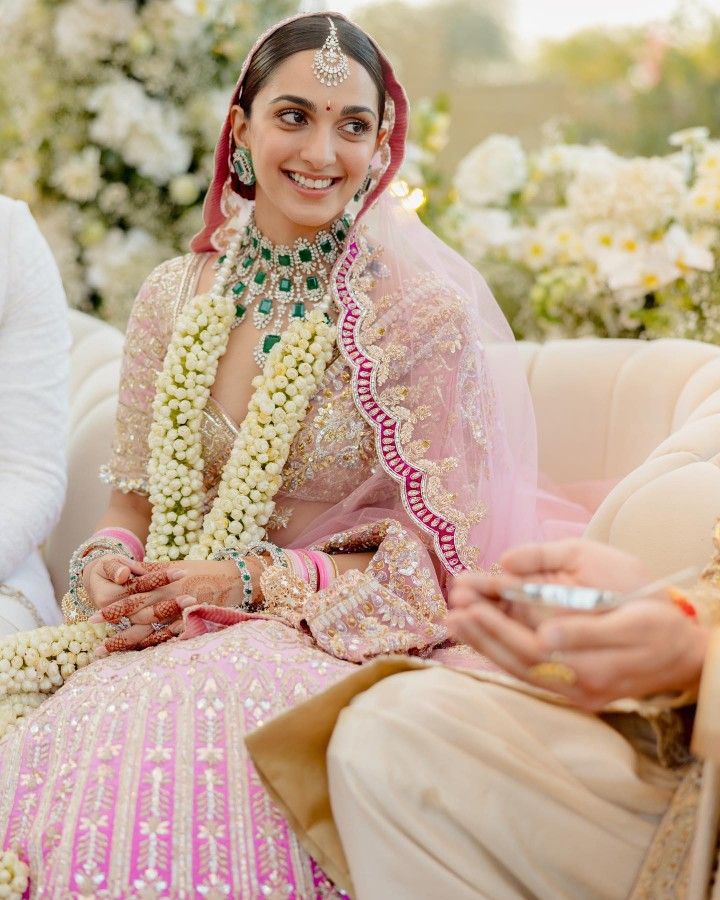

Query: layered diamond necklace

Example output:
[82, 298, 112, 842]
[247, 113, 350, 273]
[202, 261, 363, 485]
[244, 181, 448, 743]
[217, 211, 352, 367]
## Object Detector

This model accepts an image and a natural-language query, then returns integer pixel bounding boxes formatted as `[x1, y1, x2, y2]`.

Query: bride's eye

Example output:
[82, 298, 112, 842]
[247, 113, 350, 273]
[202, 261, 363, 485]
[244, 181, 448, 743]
[278, 109, 307, 126]
[341, 119, 372, 137]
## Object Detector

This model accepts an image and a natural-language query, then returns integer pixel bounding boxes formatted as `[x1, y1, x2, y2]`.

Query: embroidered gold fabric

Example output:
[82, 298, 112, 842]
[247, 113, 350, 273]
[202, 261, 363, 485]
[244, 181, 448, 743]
[102, 254, 376, 507]
[629, 761, 701, 899]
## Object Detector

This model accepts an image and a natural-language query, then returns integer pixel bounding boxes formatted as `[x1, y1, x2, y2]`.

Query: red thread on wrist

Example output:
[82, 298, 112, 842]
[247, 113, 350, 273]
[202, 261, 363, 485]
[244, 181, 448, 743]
[668, 587, 697, 619]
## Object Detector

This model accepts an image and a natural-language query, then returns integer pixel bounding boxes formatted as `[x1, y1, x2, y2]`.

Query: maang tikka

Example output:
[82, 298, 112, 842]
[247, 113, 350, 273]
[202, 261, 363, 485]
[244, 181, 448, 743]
[313, 18, 350, 87]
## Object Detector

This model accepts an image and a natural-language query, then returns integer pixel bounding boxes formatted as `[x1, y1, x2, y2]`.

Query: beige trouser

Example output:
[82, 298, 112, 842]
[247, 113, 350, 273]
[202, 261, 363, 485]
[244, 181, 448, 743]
[327, 668, 681, 900]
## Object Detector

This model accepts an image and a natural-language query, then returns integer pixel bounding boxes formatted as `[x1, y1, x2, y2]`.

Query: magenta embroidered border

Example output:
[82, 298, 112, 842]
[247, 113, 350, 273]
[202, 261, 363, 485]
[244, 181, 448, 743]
[334, 241, 466, 574]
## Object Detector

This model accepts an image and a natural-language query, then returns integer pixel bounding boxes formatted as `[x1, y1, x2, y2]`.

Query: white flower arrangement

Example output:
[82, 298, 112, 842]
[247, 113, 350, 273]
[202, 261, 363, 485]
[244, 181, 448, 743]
[0, 0, 294, 327]
[145, 240, 337, 561]
[451, 130, 720, 341]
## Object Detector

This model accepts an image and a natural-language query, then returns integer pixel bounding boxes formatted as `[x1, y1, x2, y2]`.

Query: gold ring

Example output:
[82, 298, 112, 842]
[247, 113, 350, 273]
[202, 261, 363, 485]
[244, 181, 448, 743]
[527, 661, 578, 687]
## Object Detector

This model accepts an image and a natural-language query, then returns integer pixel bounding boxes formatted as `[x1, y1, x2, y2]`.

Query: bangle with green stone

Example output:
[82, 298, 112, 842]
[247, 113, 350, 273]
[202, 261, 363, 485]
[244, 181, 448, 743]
[212, 548, 259, 612]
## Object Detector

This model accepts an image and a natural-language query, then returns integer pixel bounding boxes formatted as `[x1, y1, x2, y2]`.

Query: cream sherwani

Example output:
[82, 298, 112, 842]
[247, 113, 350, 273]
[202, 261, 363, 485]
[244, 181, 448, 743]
[246, 658, 693, 900]
[0, 196, 70, 630]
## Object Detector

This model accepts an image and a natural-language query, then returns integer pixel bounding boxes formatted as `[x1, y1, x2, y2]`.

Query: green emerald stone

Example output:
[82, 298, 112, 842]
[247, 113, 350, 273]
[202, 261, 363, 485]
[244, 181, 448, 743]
[335, 228, 346, 241]
[242, 572, 251, 581]
[320, 240, 333, 254]
[235, 303, 246, 318]
[278, 253, 292, 267]
[242, 256, 253, 268]
[258, 297, 273, 315]
[254, 270, 267, 285]
[298, 247, 313, 263]
[263, 334, 281, 353]
[278, 277, 292, 292]
[251, 237, 259, 248]
[261, 246, 272, 261]
[292, 301, 305, 318]
[218, 254, 226, 264]
[306, 275, 319, 291]
[232, 281, 246, 295]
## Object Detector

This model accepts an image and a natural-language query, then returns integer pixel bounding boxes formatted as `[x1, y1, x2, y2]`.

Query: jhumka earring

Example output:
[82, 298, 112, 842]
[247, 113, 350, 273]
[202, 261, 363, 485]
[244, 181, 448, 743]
[312, 18, 350, 87]
[232, 146, 256, 186]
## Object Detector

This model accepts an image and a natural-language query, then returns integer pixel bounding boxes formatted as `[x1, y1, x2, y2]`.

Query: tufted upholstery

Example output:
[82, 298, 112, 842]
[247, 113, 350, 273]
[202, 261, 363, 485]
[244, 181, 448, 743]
[521, 338, 720, 578]
[46, 313, 720, 593]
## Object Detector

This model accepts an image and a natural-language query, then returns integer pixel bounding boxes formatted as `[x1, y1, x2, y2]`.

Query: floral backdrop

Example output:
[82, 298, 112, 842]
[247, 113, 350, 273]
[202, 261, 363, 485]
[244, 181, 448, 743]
[445, 128, 720, 341]
[0, 0, 718, 342]
[0, 0, 293, 327]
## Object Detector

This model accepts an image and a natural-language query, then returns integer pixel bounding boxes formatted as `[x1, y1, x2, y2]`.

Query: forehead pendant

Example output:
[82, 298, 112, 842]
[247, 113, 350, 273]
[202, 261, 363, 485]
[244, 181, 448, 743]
[313, 18, 350, 87]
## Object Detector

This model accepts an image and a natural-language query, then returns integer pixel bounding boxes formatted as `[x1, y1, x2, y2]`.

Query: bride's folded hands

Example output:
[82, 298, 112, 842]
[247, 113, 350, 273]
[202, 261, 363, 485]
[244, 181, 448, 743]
[81, 553, 183, 611]
[88, 558, 253, 654]
[447, 539, 710, 711]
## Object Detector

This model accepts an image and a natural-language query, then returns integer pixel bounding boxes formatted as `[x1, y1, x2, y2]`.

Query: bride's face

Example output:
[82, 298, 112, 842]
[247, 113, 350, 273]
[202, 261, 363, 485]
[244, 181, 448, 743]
[231, 49, 385, 243]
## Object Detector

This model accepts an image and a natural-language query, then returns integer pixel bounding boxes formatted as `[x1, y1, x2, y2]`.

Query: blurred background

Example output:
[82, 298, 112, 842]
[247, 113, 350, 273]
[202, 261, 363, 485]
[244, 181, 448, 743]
[1, 0, 718, 339]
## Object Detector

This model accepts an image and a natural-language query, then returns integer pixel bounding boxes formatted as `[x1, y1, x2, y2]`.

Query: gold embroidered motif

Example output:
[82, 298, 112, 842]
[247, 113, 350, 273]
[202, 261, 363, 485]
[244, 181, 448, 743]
[102, 254, 376, 508]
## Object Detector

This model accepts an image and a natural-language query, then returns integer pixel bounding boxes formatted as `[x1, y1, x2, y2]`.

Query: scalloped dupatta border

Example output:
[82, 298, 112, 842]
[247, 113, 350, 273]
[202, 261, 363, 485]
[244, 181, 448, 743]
[333, 238, 467, 575]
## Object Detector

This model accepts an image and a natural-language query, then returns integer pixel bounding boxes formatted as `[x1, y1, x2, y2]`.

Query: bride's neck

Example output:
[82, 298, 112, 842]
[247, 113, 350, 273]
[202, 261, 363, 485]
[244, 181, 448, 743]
[253, 198, 341, 247]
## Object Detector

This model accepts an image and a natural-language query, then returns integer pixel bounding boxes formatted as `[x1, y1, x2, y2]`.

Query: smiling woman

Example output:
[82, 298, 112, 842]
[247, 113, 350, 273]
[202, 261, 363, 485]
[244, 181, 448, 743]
[0, 11, 591, 899]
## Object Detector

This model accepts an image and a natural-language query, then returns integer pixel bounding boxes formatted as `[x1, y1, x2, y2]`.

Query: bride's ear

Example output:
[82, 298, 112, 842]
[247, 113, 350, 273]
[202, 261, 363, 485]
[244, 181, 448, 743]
[375, 126, 388, 153]
[230, 105, 251, 149]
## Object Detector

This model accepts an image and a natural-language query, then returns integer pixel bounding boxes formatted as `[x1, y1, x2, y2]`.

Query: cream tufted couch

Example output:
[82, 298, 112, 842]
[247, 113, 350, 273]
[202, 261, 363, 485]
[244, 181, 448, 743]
[46, 311, 720, 595]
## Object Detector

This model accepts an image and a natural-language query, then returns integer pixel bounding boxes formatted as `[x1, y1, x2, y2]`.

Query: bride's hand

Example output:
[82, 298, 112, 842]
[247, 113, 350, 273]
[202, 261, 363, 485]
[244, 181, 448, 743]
[90, 559, 245, 654]
[82, 554, 182, 611]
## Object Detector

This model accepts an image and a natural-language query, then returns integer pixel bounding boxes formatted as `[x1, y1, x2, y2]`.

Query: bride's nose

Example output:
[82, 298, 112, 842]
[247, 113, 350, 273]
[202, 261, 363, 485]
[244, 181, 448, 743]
[298, 125, 337, 171]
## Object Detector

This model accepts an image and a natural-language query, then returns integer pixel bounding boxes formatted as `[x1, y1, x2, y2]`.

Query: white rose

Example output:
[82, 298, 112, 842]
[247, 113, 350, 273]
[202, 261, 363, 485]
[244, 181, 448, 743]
[454, 135, 527, 207]
[567, 156, 685, 233]
[54, 0, 137, 63]
[51, 147, 102, 203]
[87, 76, 192, 184]
[455, 207, 520, 261]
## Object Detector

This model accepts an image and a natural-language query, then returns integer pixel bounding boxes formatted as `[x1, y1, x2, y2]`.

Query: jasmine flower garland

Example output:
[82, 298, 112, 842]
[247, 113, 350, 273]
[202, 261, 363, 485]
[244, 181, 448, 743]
[188, 308, 336, 558]
[145, 235, 338, 562]
[0, 622, 113, 740]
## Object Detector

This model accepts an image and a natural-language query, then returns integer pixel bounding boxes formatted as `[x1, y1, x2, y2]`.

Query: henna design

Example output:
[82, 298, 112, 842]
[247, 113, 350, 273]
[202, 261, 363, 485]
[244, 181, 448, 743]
[153, 599, 182, 621]
[177, 575, 236, 607]
[136, 627, 173, 650]
[100, 595, 152, 623]
[104, 634, 133, 654]
[101, 558, 129, 582]
[119, 569, 173, 597]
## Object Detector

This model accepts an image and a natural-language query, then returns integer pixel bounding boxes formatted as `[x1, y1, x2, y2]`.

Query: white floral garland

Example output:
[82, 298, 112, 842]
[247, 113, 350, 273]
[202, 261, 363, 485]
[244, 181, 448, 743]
[0, 850, 28, 899]
[0, 622, 113, 740]
[145, 237, 338, 561]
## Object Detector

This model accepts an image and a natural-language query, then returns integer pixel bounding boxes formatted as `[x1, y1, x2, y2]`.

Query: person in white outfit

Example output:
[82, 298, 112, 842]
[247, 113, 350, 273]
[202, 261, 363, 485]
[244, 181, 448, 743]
[0, 195, 70, 632]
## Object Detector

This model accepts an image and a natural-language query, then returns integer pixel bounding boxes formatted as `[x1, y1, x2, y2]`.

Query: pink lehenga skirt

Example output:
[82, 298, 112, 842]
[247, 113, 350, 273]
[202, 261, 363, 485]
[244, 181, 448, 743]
[0, 618, 354, 898]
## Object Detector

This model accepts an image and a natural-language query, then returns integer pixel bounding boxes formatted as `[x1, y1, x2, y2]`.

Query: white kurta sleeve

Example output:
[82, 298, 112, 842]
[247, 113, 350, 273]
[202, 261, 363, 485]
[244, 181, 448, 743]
[0, 198, 71, 582]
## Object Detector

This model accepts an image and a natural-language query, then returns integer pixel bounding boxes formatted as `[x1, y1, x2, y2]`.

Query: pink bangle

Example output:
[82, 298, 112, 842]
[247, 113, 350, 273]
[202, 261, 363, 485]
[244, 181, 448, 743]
[307, 550, 336, 590]
[285, 549, 307, 581]
[296, 549, 319, 593]
[94, 527, 144, 561]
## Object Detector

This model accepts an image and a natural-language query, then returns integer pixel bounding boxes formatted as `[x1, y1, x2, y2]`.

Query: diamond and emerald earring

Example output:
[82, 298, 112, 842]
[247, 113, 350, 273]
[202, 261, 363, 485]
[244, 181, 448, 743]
[232, 146, 256, 186]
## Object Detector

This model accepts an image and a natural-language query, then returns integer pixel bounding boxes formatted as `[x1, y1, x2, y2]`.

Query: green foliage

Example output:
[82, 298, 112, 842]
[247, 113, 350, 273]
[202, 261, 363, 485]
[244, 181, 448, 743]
[538, 7, 720, 156]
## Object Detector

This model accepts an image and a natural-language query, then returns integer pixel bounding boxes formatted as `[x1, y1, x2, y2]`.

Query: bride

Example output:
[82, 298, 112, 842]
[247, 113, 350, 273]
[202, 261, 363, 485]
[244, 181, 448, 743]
[0, 12, 586, 896]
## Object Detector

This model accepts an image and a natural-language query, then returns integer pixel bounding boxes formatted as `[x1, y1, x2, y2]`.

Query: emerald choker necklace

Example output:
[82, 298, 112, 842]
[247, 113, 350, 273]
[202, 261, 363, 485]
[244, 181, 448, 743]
[218, 211, 352, 367]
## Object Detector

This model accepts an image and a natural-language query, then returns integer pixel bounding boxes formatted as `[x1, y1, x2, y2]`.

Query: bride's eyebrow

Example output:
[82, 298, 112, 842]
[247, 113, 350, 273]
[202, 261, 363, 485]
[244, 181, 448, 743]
[270, 95, 377, 120]
[271, 94, 317, 112]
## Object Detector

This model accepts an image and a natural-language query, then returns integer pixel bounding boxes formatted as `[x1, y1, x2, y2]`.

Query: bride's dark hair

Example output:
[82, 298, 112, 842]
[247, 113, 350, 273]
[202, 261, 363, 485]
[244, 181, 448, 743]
[239, 15, 386, 124]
